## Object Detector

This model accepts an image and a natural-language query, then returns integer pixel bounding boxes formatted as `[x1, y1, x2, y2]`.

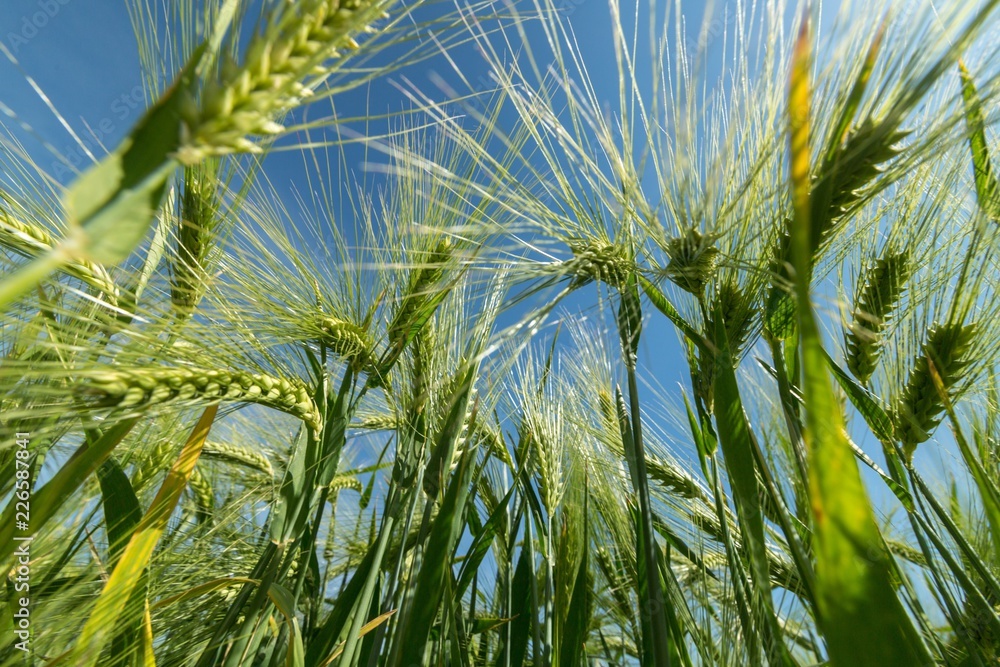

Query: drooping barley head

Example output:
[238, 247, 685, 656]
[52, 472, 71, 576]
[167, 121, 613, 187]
[0, 213, 119, 308]
[316, 316, 375, 370]
[202, 442, 275, 477]
[78, 367, 321, 431]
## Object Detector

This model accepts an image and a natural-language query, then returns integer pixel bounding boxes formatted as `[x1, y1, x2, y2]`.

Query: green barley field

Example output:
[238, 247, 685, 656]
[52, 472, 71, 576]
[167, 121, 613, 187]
[2, 0, 1000, 664]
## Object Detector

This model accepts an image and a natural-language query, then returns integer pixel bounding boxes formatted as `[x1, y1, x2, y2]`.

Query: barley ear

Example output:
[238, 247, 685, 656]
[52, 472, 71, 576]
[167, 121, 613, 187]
[170, 167, 220, 314]
[894, 322, 977, 458]
[80, 368, 322, 432]
[179, 0, 392, 161]
[845, 250, 910, 385]
[566, 239, 630, 289]
[664, 228, 720, 297]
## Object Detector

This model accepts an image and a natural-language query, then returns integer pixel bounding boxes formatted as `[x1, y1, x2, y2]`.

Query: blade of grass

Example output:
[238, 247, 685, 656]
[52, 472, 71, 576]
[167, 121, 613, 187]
[787, 23, 930, 665]
[68, 406, 217, 667]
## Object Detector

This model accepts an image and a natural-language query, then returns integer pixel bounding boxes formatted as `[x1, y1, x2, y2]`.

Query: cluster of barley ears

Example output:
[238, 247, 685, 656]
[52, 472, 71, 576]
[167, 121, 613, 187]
[4, 0, 1000, 665]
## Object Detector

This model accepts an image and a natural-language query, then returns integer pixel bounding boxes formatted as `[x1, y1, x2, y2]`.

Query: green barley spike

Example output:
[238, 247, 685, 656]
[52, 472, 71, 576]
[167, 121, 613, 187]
[202, 442, 274, 477]
[80, 367, 322, 431]
[187, 466, 214, 523]
[171, 168, 219, 313]
[708, 278, 757, 357]
[766, 119, 907, 339]
[895, 322, 977, 457]
[566, 239, 630, 289]
[317, 316, 375, 368]
[665, 228, 720, 297]
[178, 0, 391, 161]
[846, 250, 910, 385]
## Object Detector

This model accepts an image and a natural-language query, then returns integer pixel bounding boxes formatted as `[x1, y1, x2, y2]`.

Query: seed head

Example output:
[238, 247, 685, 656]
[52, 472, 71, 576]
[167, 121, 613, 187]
[80, 367, 322, 431]
[894, 322, 976, 457]
[665, 228, 721, 296]
[845, 250, 910, 385]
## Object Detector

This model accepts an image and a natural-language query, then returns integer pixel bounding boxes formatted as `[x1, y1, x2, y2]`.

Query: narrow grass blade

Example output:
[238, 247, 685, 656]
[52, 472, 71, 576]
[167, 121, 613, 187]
[457, 484, 516, 597]
[494, 546, 532, 667]
[96, 456, 146, 664]
[958, 61, 1000, 221]
[787, 24, 930, 666]
[0, 418, 138, 565]
[392, 443, 478, 667]
[69, 406, 217, 667]
[711, 305, 795, 666]
[928, 360, 1000, 560]
[638, 275, 712, 354]
[559, 487, 590, 667]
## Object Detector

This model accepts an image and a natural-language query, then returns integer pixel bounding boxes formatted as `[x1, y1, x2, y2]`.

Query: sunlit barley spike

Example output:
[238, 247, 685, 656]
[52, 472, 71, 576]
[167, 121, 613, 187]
[328, 474, 363, 493]
[187, 466, 214, 523]
[132, 441, 173, 491]
[846, 250, 910, 385]
[894, 322, 977, 457]
[181, 0, 389, 162]
[566, 239, 629, 289]
[80, 367, 322, 431]
[597, 389, 616, 427]
[764, 228, 796, 339]
[387, 238, 452, 352]
[665, 228, 721, 296]
[352, 414, 398, 431]
[171, 169, 219, 313]
[318, 316, 375, 367]
[645, 453, 705, 502]
[710, 278, 757, 358]
[0, 213, 120, 307]
[202, 442, 274, 477]
[819, 120, 908, 238]
[766, 120, 906, 338]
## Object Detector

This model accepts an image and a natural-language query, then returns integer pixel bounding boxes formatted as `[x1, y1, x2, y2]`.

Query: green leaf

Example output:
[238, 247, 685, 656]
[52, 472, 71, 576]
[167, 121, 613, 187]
[959, 61, 1000, 221]
[65, 44, 206, 264]
[559, 488, 590, 667]
[638, 275, 712, 353]
[457, 483, 516, 597]
[0, 419, 138, 566]
[495, 547, 532, 667]
[823, 350, 894, 443]
[96, 457, 146, 664]
[392, 443, 478, 667]
[711, 301, 795, 666]
[787, 25, 931, 666]
[70, 406, 217, 667]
